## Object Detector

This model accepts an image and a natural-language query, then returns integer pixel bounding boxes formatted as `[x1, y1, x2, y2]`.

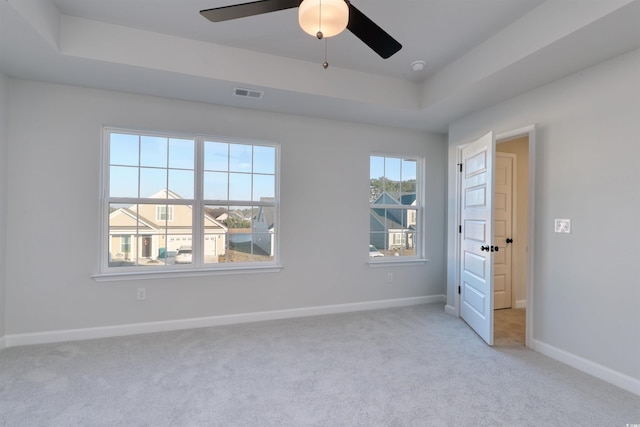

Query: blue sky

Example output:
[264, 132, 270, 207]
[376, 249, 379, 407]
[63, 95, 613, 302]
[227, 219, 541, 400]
[109, 133, 275, 201]
[370, 155, 417, 182]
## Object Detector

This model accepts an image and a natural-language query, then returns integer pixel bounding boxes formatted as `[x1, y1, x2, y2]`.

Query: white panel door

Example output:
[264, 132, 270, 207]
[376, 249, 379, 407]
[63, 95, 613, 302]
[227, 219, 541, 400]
[460, 132, 495, 345]
[494, 153, 514, 309]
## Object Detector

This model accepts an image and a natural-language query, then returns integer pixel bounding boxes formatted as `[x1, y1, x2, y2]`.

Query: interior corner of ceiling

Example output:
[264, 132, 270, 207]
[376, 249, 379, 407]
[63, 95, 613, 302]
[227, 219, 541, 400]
[417, 0, 635, 113]
[8, 0, 61, 52]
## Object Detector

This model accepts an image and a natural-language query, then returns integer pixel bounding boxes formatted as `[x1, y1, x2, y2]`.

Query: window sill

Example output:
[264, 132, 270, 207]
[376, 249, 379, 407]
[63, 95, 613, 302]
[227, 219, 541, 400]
[368, 258, 429, 267]
[92, 264, 283, 282]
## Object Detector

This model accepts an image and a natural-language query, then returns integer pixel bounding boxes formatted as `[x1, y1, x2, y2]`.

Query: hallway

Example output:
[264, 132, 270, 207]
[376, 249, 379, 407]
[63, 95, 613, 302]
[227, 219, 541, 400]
[494, 308, 525, 347]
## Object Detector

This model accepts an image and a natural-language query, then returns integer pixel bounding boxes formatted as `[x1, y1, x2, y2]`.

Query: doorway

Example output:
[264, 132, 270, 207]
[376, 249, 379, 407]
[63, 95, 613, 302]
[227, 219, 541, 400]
[452, 125, 535, 348]
[494, 135, 529, 346]
[142, 236, 152, 258]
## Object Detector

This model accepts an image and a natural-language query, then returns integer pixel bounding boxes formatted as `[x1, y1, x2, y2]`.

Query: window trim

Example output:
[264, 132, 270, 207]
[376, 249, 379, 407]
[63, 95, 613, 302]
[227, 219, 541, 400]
[368, 152, 426, 265]
[95, 127, 281, 280]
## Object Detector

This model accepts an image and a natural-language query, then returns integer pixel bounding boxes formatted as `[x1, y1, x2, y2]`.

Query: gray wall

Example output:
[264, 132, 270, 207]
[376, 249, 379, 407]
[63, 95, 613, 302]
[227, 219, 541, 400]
[5, 79, 447, 335]
[447, 49, 640, 380]
[0, 72, 7, 341]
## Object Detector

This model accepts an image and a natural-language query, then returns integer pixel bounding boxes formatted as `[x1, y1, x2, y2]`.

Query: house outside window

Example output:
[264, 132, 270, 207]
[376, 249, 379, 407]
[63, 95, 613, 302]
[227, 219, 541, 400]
[101, 128, 279, 274]
[369, 154, 422, 260]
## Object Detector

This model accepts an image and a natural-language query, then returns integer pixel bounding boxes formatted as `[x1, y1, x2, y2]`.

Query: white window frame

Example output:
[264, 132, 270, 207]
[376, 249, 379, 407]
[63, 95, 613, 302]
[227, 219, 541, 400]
[369, 153, 427, 266]
[94, 127, 282, 282]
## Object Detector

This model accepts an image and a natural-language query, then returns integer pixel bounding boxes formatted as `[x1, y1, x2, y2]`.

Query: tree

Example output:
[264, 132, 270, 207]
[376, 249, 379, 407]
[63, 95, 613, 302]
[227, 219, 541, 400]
[370, 177, 416, 202]
[226, 216, 251, 229]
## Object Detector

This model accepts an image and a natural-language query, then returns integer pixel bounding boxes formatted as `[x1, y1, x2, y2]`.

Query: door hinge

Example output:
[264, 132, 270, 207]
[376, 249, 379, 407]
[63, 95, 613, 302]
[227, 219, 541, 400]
[457, 163, 462, 172]
[458, 286, 461, 294]
[459, 225, 462, 234]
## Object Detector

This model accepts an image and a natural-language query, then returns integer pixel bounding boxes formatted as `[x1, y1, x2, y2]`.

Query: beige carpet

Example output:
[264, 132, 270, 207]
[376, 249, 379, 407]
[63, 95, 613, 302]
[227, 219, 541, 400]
[1, 304, 638, 426]
[494, 308, 526, 347]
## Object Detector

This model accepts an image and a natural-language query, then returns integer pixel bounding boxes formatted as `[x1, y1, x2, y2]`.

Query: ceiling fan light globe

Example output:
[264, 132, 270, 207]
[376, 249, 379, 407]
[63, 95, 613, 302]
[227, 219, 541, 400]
[298, 0, 349, 38]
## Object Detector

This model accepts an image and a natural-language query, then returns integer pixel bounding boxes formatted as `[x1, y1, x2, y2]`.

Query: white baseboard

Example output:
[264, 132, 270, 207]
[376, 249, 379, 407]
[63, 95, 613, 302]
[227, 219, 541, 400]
[444, 304, 457, 316]
[530, 338, 640, 396]
[515, 300, 527, 308]
[4, 294, 445, 349]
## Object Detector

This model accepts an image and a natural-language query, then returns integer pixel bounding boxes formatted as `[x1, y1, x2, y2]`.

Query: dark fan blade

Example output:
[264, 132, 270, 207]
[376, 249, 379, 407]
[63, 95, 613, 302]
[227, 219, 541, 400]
[346, 3, 402, 59]
[200, 0, 301, 22]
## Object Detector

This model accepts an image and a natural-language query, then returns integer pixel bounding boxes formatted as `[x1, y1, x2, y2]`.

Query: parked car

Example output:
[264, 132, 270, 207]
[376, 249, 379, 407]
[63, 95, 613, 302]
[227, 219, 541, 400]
[369, 245, 384, 257]
[175, 246, 192, 264]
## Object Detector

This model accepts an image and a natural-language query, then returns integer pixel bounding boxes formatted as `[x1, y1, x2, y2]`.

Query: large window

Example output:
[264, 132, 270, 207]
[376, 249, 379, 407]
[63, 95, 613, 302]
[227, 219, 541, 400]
[102, 128, 278, 274]
[369, 154, 422, 260]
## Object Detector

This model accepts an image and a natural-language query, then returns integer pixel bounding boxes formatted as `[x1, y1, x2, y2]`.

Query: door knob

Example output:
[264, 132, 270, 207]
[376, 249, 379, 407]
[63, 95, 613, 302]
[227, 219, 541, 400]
[506, 238, 513, 244]
[480, 245, 490, 252]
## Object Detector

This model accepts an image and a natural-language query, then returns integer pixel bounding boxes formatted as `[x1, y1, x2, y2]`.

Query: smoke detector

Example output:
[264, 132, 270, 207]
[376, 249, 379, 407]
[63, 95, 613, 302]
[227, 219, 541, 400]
[410, 60, 425, 71]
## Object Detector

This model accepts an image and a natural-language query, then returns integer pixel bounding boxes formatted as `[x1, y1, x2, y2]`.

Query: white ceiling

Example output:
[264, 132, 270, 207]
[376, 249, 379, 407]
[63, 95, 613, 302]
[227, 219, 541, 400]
[1, 0, 639, 132]
[49, 0, 546, 82]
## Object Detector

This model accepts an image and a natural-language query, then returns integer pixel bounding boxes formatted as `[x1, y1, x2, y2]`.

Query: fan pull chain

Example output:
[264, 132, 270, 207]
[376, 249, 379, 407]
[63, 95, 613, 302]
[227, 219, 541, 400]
[323, 38, 329, 69]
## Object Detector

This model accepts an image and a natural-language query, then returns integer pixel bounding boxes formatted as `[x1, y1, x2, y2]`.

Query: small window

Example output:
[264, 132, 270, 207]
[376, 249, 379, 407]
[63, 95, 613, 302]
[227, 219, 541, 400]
[369, 154, 422, 260]
[156, 205, 174, 222]
[101, 128, 279, 275]
[120, 236, 131, 256]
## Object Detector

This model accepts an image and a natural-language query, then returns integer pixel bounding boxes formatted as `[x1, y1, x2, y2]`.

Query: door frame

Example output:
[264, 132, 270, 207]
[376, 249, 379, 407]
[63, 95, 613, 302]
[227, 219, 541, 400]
[447, 125, 536, 347]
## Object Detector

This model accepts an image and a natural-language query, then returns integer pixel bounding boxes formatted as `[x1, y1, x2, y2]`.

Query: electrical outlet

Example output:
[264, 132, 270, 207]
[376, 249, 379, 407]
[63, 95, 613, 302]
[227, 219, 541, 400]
[137, 287, 146, 301]
[555, 219, 571, 233]
[387, 272, 393, 283]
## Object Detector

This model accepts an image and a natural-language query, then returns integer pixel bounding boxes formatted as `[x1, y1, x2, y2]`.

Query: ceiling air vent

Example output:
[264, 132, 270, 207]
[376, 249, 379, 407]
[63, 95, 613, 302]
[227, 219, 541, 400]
[233, 87, 263, 99]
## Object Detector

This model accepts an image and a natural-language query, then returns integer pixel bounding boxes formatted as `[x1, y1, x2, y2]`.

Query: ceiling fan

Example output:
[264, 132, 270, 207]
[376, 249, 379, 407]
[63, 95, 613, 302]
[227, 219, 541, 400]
[200, 0, 402, 59]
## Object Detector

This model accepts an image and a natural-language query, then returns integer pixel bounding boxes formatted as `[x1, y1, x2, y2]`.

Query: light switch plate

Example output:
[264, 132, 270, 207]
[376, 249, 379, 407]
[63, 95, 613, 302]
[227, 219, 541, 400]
[555, 219, 571, 233]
